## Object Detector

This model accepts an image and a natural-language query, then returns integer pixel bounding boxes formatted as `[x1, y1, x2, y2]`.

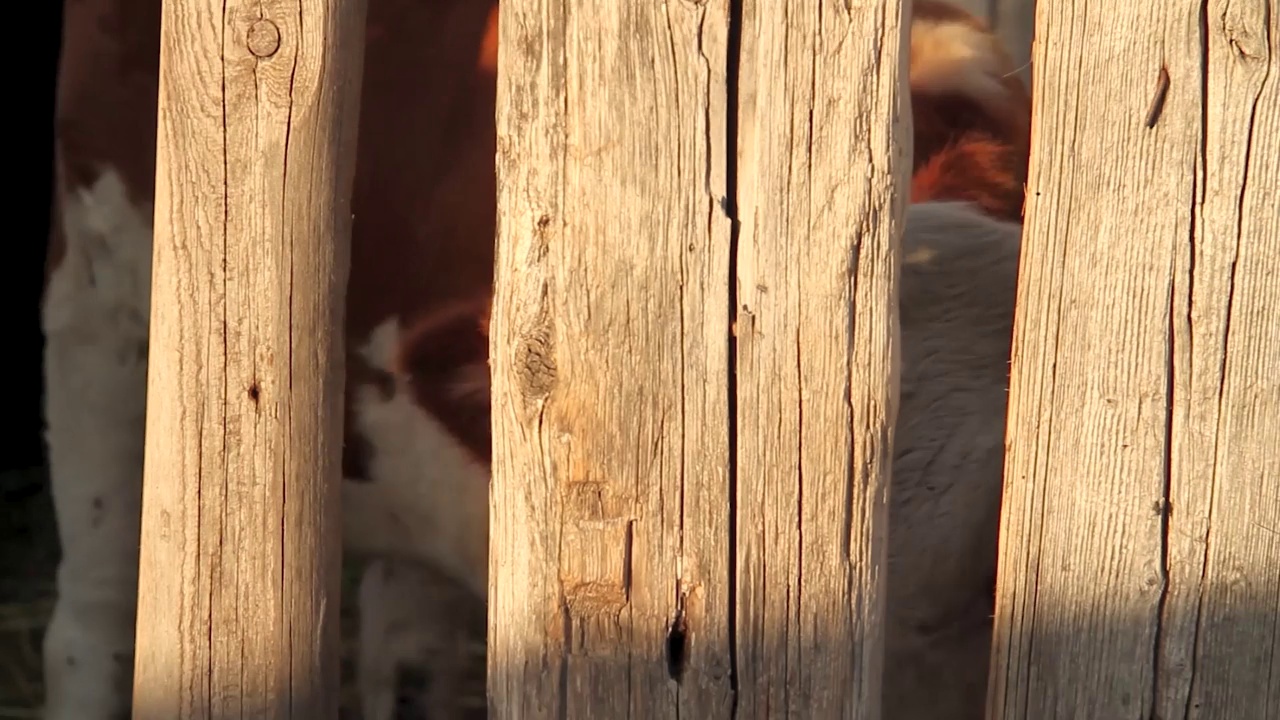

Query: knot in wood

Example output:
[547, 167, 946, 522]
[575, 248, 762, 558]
[517, 324, 557, 400]
[247, 19, 281, 58]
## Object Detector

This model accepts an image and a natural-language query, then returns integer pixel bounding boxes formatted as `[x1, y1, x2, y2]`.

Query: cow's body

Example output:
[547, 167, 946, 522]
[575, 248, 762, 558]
[40, 0, 1029, 717]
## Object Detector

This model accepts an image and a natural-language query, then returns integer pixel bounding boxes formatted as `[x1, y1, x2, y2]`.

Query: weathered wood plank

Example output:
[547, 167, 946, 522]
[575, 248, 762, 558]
[490, 0, 908, 717]
[131, 0, 366, 716]
[989, 1, 1278, 718]
[1157, 3, 1280, 716]
[733, 1, 909, 717]
[488, 1, 734, 718]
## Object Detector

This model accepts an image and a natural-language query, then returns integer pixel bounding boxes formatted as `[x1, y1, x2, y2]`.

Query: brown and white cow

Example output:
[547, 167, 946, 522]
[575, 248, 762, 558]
[40, 0, 1029, 717]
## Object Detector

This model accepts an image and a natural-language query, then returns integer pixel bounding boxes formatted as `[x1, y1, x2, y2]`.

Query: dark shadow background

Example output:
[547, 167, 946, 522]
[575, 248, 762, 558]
[0, 0, 64, 710]
[6, 0, 60, 474]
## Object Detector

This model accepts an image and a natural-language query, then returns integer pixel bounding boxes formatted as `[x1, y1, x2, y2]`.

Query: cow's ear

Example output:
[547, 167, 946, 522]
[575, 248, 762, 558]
[397, 296, 494, 461]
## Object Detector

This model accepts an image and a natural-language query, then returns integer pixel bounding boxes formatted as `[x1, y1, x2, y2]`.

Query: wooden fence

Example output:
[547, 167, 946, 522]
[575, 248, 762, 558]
[989, 1, 1278, 717]
[131, 0, 367, 716]
[132, 0, 1277, 718]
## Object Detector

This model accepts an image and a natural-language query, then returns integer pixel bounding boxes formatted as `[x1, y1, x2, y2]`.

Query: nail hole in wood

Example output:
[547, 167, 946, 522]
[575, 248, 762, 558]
[665, 608, 688, 683]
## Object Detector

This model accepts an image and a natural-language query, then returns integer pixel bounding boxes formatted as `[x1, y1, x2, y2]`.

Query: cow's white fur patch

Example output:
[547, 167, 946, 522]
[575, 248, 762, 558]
[346, 318, 492, 601]
[883, 201, 1022, 719]
[42, 169, 153, 720]
[356, 558, 486, 719]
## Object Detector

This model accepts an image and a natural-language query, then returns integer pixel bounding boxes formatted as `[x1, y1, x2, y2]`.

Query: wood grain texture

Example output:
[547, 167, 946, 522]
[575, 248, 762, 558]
[988, 1, 1278, 718]
[490, 0, 908, 717]
[131, 0, 366, 717]
[488, 1, 734, 718]
[733, 1, 909, 717]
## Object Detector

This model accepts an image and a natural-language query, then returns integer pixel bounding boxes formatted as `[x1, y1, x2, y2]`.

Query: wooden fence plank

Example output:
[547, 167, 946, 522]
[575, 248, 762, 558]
[488, 1, 734, 718]
[489, 0, 908, 717]
[733, 1, 909, 717]
[131, 0, 367, 716]
[988, 1, 1278, 718]
[1156, 3, 1279, 716]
